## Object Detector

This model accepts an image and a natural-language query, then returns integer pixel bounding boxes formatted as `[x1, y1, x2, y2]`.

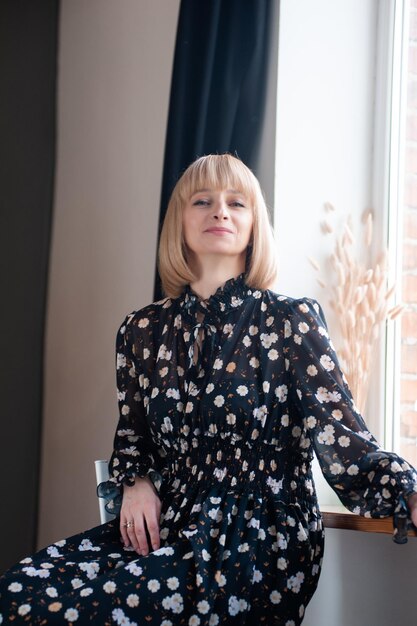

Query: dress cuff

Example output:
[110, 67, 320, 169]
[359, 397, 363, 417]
[97, 468, 163, 517]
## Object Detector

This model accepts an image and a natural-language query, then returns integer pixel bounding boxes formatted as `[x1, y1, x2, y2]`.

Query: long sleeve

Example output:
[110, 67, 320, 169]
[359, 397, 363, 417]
[97, 313, 164, 515]
[285, 296, 417, 542]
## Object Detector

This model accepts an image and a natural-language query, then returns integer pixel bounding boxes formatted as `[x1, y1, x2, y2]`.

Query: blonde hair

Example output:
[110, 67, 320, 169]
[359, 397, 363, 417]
[158, 154, 278, 298]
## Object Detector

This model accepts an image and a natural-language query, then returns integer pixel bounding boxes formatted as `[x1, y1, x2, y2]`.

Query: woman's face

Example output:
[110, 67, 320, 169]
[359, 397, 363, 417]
[182, 187, 253, 264]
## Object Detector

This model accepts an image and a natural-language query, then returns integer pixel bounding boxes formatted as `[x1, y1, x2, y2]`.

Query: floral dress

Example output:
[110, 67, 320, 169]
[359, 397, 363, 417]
[1, 273, 417, 626]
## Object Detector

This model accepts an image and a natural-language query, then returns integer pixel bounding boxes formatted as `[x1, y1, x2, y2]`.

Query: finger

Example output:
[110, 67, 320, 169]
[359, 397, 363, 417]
[130, 517, 149, 555]
[145, 511, 161, 552]
[120, 520, 131, 547]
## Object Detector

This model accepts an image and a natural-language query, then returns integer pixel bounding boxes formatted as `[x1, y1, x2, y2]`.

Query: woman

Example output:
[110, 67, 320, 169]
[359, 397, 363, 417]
[1, 154, 417, 625]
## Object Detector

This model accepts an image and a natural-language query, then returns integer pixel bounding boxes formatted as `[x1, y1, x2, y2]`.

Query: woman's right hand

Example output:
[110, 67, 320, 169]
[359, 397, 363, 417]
[120, 476, 162, 555]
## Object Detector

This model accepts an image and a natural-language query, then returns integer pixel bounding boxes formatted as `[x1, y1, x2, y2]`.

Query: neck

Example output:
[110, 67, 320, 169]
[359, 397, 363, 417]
[189, 255, 245, 300]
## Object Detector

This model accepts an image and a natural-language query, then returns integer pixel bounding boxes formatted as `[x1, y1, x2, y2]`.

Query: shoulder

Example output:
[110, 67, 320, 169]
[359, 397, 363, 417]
[261, 289, 323, 318]
[116, 296, 176, 335]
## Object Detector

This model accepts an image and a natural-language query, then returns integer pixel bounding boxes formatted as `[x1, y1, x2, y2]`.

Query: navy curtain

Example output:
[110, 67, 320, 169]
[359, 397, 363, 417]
[154, 0, 275, 299]
[0, 0, 59, 571]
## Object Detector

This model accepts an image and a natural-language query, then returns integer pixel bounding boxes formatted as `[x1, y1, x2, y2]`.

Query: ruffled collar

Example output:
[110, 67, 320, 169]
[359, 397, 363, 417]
[178, 273, 253, 320]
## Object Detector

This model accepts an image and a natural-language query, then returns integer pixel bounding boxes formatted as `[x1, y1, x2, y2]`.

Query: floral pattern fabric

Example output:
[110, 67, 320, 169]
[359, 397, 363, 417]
[1, 273, 417, 625]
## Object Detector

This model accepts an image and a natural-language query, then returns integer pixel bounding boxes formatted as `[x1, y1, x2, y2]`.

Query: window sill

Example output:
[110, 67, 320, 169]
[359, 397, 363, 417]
[322, 505, 417, 537]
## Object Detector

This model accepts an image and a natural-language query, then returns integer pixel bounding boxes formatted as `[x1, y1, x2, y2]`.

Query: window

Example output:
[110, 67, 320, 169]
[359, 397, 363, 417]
[384, 0, 417, 467]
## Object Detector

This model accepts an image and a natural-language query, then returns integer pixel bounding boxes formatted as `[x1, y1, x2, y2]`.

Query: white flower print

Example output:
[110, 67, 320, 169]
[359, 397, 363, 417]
[202, 549, 211, 561]
[242, 335, 252, 347]
[270, 590, 282, 604]
[305, 415, 316, 429]
[162, 593, 184, 614]
[213, 358, 223, 370]
[125, 562, 142, 576]
[347, 464, 359, 475]
[71, 578, 84, 589]
[287, 571, 305, 593]
[253, 405, 268, 423]
[315, 386, 330, 403]
[197, 600, 210, 614]
[263, 380, 270, 392]
[78, 538, 100, 552]
[284, 319, 292, 337]
[226, 412, 236, 425]
[138, 317, 149, 328]
[189, 616, 200, 626]
[252, 569, 263, 583]
[298, 322, 309, 334]
[391, 461, 402, 473]
[277, 557, 287, 570]
[205, 383, 214, 393]
[46, 586, 58, 597]
[320, 354, 335, 371]
[17, 605, 31, 617]
[79, 587, 93, 597]
[236, 385, 248, 396]
[103, 581, 116, 593]
[148, 579, 160, 592]
[338, 435, 350, 447]
[306, 364, 318, 376]
[167, 576, 180, 590]
[116, 353, 127, 370]
[329, 463, 344, 475]
[332, 409, 343, 421]
[125, 593, 139, 608]
[260, 332, 278, 348]
[46, 546, 61, 558]
[281, 414, 289, 427]
[214, 395, 225, 407]
[275, 384, 288, 402]
[209, 615, 220, 625]
[249, 356, 260, 368]
[249, 325, 258, 336]
[268, 349, 279, 360]
[64, 608, 79, 621]
[317, 424, 335, 445]
[267, 476, 283, 494]
[228, 596, 248, 616]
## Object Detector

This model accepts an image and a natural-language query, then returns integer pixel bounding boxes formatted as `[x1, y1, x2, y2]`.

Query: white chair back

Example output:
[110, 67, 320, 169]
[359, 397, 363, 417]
[95, 459, 116, 524]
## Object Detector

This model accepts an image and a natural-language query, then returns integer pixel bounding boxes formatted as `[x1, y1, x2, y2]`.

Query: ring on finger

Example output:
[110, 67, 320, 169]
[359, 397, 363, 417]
[123, 521, 134, 529]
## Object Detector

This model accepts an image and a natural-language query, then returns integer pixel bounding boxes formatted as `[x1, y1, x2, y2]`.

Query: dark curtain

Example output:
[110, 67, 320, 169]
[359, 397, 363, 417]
[154, 0, 275, 300]
[0, 1, 59, 572]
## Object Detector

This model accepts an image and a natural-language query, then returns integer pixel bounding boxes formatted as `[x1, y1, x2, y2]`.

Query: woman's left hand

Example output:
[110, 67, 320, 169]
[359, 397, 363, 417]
[408, 493, 417, 526]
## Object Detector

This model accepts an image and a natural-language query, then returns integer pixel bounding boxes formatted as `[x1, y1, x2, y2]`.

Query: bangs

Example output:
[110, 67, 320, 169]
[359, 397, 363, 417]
[177, 154, 260, 205]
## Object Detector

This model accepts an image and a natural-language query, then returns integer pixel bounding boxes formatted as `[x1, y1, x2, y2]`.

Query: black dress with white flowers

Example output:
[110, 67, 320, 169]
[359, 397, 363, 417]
[1, 274, 417, 625]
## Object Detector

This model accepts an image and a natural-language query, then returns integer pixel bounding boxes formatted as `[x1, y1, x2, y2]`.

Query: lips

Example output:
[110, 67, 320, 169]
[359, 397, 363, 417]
[204, 227, 233, 233]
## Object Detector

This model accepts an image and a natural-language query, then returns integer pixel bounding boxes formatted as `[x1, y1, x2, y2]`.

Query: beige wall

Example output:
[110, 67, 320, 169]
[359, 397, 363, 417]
[38, 0, 181, 547]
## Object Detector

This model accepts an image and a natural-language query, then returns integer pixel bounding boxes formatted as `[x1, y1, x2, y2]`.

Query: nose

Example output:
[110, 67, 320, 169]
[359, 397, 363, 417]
[212, 197, 229, 220]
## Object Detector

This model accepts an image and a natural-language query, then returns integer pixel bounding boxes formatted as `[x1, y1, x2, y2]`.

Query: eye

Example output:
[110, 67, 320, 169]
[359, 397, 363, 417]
[229, 201, 245, 208]
[192, 199, 211, 207]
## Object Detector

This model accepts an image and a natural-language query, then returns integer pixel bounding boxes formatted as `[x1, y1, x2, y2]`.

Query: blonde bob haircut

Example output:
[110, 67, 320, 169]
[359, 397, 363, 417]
[158, 154, 278, 298]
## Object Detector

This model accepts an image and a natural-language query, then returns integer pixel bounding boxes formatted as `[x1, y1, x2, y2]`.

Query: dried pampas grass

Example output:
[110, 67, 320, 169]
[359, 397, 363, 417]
[308, 205, 403, 414]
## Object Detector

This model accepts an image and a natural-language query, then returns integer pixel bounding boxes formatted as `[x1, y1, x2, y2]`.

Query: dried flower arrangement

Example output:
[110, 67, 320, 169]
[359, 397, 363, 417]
[308, 203, 403, 414]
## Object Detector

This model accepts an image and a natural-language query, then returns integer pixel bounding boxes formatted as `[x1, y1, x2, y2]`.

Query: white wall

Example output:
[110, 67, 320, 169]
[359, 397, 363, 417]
[38, 0, 180, 547]
[274, 1, 417, 624]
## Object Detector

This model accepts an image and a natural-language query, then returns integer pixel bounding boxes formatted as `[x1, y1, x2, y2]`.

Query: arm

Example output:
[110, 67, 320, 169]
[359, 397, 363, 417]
[285, 297, 417, 542]
[97, 312, 164, 554]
